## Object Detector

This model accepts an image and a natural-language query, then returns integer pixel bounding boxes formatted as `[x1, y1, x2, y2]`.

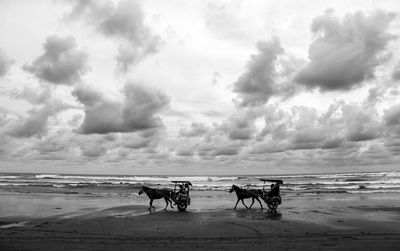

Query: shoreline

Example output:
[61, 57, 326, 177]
[1, 191, 400, 250]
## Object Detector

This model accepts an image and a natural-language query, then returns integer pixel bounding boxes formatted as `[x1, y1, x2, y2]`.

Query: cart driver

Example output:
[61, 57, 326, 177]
[178, 184, 185, 194]
[176, 184, 187, 199]
[267, 182, 280, 197]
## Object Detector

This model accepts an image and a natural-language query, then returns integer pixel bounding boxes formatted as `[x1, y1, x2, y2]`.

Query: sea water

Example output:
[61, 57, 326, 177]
[0, 171, 399, 196]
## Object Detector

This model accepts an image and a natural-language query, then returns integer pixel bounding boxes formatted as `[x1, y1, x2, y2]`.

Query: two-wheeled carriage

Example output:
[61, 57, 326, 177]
[259, 179, 283, 211]
[171, 181, 192, 211]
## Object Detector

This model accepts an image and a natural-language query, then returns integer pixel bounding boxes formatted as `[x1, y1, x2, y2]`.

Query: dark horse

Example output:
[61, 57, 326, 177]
[229, 184, 264, 210]
[138, 186, 175, 211]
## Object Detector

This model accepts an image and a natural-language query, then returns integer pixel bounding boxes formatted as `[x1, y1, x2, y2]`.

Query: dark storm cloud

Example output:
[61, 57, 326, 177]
[296, 10, 397, 91]
[179, 122, 209, 137]
[73, 82, 169, 134]
[67, 0, 161, 72]
[24, 35, 88, 85]
[0, 49, 14, 77]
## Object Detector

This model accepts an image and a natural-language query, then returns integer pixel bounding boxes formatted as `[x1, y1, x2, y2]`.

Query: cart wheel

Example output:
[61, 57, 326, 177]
[177, 201, 187, 211]
[268, 198, 280, 210]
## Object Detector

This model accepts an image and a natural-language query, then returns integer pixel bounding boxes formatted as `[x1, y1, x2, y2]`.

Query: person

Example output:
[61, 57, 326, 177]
[267, 182, 280, 197]
[176, 184, 187, 200]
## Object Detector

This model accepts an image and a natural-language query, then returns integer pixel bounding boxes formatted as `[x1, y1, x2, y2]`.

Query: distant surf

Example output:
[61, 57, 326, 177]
[0, 171, 399, 196]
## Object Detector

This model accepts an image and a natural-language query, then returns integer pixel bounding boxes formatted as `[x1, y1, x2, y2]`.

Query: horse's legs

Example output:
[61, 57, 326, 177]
[255, 197, 264, 209]
[163, 197, 169, 210]
[249, 198, 255, 209]
[241, 199, 248, 209]
[234, 199, 240, 210]
[148, 198, 154, 210]
[168, 198, 174, 209]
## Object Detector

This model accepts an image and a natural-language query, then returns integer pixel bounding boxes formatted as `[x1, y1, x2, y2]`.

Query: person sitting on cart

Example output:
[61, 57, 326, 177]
[177, 184, 188, 199]
[267, 182, 280, 197]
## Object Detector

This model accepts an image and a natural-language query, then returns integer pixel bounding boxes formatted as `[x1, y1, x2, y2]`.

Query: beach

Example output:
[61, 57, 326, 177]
[1, 188, 400, 250]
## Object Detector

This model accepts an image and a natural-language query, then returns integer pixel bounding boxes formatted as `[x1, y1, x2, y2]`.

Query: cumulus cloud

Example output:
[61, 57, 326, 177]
[67, 0, 161, 72]
[250, 101, 381, 154]
[0, 49, 14, 77]
[233, 38, 283, 106]
[73, 82, 169, 134]
[24, 35, 88, 85]
[233, 38, 300, 107]
[296, 10, 397, 91]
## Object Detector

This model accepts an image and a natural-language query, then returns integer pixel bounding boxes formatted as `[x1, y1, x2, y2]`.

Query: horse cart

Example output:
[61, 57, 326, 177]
[171, 181, 192, 211]
[260, 179, 283, 211]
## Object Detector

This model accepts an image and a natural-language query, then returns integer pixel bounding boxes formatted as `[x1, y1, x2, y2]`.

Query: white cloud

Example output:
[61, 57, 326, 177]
[67, 0, 161, 72]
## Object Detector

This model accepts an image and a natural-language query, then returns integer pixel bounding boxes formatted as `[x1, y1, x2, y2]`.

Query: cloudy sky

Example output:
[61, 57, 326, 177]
[1, 0, 400, 175]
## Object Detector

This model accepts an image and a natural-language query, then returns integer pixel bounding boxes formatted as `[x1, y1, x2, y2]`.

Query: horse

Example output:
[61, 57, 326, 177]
[138, 186, 175, 211]
[229, 184, 264, 210]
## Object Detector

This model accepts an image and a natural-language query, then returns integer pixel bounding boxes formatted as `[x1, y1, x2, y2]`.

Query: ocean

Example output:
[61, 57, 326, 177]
[1, 171, 399, 197]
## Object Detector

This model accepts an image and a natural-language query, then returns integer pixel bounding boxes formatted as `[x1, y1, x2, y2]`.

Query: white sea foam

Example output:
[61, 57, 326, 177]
[0, 171, 399, 195]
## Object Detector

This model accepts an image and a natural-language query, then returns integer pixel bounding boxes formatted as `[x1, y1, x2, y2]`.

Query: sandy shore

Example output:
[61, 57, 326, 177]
[1, 192, 400, 250]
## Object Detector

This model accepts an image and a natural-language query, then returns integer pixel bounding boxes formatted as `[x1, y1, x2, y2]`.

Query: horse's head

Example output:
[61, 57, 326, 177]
[229, 184, 236, 193]
[138, 186, 144, 195]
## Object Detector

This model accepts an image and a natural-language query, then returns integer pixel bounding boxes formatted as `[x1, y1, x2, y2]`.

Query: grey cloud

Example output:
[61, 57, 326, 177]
[384, 104, 400, 126]
[34, 134, 70, 154]
[10, 86, 52, 104]
[81, 145, 108, 157]
[179, 122, 208, 137]
[24, 35, 88, 85]
[233, 38, 283, 106]
[176, 148, 194, 157]
[225, 110, 260, 140]
[211, 145, 240, 156]
[67, 0, 161, 72]
[296, 10, 397, 91]
[123, 130, 160, 149]
[251, 102, 380, 155]
[0, 49, 14, 77]
[233, 38, 301, 107]
[8, 100, 70, 138]
[74, 82, 169, 134]
[393, 63, 400, 80]
[341, 105, 381, 142]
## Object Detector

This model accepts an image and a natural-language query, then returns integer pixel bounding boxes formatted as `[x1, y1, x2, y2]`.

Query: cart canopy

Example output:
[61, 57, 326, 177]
[259, 179, 283, 184]
[171, 181, 193, 186]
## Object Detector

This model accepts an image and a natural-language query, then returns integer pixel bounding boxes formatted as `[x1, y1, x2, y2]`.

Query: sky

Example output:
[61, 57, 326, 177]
[0, 0, 400, 175]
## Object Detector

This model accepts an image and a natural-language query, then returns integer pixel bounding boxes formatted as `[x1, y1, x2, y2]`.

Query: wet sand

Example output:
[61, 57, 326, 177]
[1, 192, 400, 250]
